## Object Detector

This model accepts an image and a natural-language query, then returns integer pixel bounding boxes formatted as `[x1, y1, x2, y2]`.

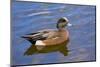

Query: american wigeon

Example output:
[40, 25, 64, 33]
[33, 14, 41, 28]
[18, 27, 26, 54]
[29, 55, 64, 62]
[22, 17, 72, 50]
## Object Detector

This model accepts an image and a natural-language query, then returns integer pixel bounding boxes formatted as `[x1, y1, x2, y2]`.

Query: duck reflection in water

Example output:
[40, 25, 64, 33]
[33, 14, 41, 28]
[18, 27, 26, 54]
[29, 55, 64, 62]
[22, 17, 72, 56]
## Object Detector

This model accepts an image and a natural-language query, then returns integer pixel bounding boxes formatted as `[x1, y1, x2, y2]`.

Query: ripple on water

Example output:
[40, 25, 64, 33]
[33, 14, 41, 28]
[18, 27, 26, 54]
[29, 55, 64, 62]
[12, 1, 96, 65]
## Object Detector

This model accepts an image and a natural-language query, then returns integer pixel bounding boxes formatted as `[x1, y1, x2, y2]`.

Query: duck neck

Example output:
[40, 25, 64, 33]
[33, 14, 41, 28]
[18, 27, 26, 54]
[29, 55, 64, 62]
[58, 28, 66, 31]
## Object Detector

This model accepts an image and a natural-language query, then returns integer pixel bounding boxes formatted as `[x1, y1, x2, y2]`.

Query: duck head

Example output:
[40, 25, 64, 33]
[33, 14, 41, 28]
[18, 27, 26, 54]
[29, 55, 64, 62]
[57, 17, 72, 30]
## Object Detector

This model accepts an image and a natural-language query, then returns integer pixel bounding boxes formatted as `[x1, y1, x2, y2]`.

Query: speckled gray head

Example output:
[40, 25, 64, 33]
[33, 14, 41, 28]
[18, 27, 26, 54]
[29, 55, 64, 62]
[57, 17, 72, 30]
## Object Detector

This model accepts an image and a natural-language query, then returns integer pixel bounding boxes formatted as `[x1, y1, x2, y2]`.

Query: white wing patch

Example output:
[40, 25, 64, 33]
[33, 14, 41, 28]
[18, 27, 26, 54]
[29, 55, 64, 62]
[35, 40, 46, 46]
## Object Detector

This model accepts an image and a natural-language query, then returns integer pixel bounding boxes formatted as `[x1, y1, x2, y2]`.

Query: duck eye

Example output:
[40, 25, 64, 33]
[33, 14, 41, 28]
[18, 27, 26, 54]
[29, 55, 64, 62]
[62, 19, 66, 22]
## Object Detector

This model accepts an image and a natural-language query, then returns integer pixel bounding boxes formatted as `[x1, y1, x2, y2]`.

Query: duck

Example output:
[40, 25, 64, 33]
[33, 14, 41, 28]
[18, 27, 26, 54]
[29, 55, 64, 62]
[22, 17, 72, 53]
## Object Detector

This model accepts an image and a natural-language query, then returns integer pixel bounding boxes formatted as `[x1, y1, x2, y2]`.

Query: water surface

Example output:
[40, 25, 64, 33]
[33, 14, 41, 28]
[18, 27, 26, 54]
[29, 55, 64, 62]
[11, 1, 96, 65]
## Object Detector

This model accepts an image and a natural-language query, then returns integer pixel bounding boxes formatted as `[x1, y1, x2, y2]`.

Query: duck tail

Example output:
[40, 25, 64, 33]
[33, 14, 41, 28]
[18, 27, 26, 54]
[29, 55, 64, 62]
[21, 35, 34, 39]
[21, 35, 37, 45]
[21, 35, 29, 38]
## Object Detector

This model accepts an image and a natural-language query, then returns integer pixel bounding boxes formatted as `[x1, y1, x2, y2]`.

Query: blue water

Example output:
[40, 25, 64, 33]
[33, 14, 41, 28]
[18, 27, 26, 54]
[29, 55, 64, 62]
[11, 1, 96, 65]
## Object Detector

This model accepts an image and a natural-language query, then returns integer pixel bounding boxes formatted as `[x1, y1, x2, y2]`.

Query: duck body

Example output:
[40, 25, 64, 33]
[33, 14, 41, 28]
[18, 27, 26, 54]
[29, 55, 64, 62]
[21, 17, 71, 56]
[22, 29, 69, 46]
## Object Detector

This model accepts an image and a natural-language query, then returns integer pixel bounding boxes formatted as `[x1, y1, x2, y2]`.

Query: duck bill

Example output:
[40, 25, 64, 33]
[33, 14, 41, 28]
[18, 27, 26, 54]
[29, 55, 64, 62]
[67, 23, 72, 27]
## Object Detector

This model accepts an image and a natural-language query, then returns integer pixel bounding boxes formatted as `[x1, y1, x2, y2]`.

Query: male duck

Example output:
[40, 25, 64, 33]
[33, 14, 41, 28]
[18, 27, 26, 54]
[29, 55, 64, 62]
[22, 17, 72, 50]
